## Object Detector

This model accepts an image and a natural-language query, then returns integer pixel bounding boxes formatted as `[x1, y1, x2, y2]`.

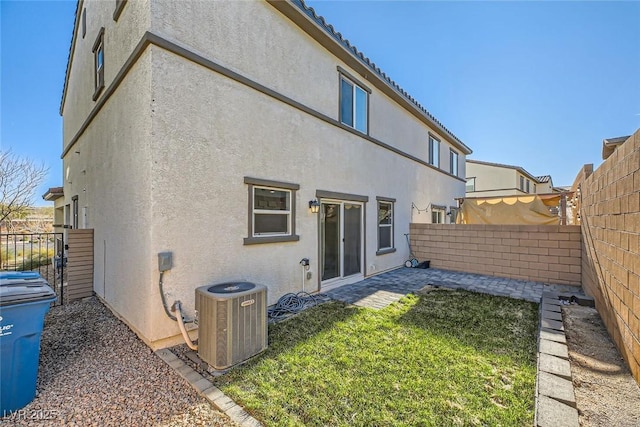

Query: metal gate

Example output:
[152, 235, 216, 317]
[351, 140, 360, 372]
[0, 232, 65, 305]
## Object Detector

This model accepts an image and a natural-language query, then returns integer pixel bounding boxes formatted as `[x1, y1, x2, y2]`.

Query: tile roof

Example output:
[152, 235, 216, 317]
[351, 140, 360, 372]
[293, 0, 469, 153]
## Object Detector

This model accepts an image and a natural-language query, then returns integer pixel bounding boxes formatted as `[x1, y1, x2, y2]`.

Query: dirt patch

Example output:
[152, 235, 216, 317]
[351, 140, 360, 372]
[562, 304, 640, 427]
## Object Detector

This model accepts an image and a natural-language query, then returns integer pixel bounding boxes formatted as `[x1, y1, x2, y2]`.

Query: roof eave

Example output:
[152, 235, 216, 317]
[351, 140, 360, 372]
[269, 0, 472, 155]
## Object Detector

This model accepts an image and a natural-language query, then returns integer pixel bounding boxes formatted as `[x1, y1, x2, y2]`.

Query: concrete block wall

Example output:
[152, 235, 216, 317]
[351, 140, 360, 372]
[409, 224, 582, 286]
[578, 129, 640, 384]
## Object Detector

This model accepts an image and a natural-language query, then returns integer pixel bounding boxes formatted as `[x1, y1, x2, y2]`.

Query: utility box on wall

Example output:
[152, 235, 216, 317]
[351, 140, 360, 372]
[195, 282, 267, 370]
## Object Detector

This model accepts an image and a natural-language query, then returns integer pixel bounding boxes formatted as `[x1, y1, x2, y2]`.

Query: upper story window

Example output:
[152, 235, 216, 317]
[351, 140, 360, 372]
[520, 176, 525, 191]
[526, 179, 530, 193]
[114, 0, 127, 21]
[92, 28, 105, 100]
[450, 149, 459, 176]
[376, 198, 395, 254]
[466, 177, 476, 192]
[429, 136, 440, 168]
[244, 177, 300, 245]
[81, 8, 86, 38]
[534, 183, 537, 193]
[339, 74, 368, 134]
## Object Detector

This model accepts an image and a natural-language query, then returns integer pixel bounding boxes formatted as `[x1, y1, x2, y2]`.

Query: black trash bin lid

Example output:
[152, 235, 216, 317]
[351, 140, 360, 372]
[207, 282, 255, 294]
[0, 272, 56, 307]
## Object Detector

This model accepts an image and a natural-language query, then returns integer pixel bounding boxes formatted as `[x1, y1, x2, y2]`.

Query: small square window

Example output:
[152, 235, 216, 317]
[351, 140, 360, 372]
[432, 208, 445, 224]
[466, 177, 475, 192]
[244, 177, 300, 245]
[339, 75, 368, 134]
[429, 136, 440, 168]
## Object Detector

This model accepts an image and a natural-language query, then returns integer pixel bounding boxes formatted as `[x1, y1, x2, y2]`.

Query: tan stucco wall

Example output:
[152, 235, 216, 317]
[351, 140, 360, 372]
[466, 162, 520, 196]
[62, 0, 150, 146]
[146, 48, 464, 342]
[63, 50, 154, 339]
[61, 0, 468, 346]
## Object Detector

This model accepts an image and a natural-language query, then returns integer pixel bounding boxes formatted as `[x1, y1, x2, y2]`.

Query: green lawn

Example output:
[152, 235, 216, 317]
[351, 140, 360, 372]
[214, 289, 539, 426]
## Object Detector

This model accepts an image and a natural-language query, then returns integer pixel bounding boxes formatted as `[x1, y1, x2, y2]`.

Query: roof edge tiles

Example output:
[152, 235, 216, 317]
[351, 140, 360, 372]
[291, 0, 470, 154]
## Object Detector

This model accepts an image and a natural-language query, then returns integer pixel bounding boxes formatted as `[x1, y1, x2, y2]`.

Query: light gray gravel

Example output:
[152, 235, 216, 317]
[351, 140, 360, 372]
[1, 297, 236, 426]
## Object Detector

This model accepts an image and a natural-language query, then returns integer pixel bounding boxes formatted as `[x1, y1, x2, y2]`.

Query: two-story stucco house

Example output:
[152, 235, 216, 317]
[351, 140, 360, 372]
[465, 159, 555, 198]
[58, 0, 472, 348]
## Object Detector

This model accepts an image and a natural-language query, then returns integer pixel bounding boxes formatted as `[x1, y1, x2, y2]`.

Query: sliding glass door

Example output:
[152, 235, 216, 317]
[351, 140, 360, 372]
[321, 201, 363, 283]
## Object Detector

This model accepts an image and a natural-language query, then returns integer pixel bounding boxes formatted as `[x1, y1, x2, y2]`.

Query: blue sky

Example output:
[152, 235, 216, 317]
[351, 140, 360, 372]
[1, 1, 639, 206]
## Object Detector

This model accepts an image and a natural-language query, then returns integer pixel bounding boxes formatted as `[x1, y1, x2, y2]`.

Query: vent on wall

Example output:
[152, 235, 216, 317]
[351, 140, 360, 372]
[195, 282, 267, 370]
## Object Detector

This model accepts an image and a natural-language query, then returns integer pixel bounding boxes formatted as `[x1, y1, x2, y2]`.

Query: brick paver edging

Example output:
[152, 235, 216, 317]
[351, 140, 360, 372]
[155, 348, 262, 427]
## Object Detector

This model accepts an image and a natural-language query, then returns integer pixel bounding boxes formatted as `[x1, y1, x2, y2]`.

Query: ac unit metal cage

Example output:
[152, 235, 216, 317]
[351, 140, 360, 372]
[195, 282, 267, 370]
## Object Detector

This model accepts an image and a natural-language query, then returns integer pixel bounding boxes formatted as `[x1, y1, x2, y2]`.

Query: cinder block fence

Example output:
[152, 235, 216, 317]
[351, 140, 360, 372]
[409, 224, 582, 286]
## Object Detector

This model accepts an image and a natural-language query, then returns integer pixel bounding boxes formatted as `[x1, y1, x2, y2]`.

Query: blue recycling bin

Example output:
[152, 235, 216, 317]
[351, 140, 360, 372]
[0, 272, 56, 415]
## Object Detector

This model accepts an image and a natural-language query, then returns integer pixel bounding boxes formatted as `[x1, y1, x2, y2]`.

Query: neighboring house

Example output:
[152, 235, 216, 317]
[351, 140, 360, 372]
[602, 135, 631, 160]
[535, 175, 555, 194]
[42, 187, 65, 234]
[465, 159, 552, 198]
[58, 0, 472, 348]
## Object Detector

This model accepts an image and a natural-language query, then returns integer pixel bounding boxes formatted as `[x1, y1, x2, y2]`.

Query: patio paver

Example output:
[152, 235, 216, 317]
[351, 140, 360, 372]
[324, 267, 583, 308]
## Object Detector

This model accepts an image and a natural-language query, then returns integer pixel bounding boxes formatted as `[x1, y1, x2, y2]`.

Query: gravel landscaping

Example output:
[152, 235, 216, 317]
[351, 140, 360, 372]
[1, 297, 235, 426]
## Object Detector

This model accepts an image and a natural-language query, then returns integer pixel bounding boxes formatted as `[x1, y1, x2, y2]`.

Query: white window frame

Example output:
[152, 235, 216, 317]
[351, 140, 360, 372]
[244, 177, 299, 245]
[466, 177, 476, 192]
[520, 176, 525, 191]
[376, 198, 395, 253]
[339, 75, 368, 134]
[429, 136, 440, 168]
[252, 186, 291, 237]
[432, 207, 445, 224]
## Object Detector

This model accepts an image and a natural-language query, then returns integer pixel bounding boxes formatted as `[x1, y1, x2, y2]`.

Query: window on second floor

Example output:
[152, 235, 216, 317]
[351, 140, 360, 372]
[429, 136, 440, 168]
[466, 177, 476, 192]
[520, 176, 525, 191]
[339, 75, 368, 134]
[92, 28, 105, 100]
[450, 149, 459, 176]
[526, 179, 530, 193]
[534, 183, 537, 193]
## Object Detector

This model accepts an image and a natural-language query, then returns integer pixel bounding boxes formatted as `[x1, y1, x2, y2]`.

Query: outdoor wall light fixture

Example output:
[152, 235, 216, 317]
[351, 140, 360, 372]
[308, 199, 320, 214]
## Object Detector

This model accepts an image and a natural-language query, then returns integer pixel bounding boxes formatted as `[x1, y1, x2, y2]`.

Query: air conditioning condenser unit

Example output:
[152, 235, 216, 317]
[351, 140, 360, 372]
[195, 282, 267, 370]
